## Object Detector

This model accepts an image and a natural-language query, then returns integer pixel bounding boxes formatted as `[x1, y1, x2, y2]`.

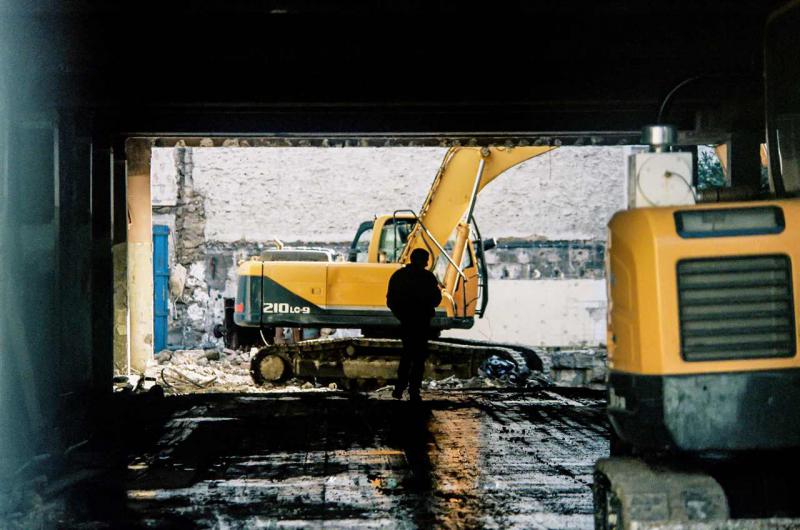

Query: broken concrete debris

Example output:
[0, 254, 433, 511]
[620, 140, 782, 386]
[145, 349, 337, 395]
[424, 375, 507, 390]
[548, 348, 607, 388]
[136, 345, 608, 395]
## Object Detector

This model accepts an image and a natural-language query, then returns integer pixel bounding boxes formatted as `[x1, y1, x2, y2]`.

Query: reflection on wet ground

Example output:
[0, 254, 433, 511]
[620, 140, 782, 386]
[69, 389, 608, 529]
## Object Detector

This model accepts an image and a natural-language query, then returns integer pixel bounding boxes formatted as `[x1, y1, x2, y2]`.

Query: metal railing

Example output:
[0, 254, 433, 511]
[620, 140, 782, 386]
[392, 209, 468, 318]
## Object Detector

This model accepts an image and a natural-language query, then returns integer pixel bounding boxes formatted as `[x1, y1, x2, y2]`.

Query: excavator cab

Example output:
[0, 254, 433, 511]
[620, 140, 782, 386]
[431, 222, 487, 320]
[602, 0, 800, 461]
[375, 216, 415, 263]
[347, 221, 374, 262]
[346, 212, 489, 319]
[347, 214, 416, 264]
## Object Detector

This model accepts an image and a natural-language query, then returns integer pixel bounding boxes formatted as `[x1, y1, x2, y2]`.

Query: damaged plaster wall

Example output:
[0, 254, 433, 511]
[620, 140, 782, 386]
[152, 147, 224, 347]
[151, 146, 628, 349]
[187, 147, 624, 242]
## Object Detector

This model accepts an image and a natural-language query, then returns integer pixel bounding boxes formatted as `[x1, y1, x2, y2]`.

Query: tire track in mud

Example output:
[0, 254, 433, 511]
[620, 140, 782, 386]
[473, 392, 608, 529]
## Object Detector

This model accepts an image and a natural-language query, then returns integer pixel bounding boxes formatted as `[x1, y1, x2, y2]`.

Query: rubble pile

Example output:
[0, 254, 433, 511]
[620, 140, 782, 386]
[423, 375, 515, 390]
[149, 348, 253, 394]
[421, 367, 551, 392]
[141, 348, 334, 395]
[546, 348, 607, 389]
[114, 346, 607, 396]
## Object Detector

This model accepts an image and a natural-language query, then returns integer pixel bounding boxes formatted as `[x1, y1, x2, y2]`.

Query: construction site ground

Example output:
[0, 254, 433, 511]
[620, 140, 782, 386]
[143, 345, 607, 395]
[14, 385, 608, 529]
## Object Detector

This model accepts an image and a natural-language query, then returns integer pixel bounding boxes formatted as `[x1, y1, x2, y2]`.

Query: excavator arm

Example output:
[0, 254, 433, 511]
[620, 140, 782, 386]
[399, 145, 555, 264]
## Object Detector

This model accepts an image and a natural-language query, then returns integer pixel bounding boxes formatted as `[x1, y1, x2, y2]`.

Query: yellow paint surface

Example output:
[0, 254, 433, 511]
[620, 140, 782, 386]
[608, 199, 800, 376]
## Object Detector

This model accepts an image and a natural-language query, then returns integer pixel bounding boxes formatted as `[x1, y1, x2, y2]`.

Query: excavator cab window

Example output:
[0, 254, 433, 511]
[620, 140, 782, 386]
[432, 237, 474, 283]
[463, 244, 474, 269]
[352, 228, 372, 262]
[433, 239, 454, 282]
[348, 220, 374, 262]
[378, 218, 414, 262]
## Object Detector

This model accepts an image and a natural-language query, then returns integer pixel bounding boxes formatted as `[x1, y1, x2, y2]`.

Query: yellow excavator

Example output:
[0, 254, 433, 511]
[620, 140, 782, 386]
[231, 145, 553, 384]
[234, 145, 553, 335]
[594, 2, 800, 527]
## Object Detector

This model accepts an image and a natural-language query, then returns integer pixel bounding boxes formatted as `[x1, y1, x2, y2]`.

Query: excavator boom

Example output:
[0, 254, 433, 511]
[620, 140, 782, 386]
[400, 145, 554, 263]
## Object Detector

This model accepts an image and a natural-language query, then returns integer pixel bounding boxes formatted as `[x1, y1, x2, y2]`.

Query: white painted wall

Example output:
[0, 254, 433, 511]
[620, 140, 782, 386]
[443, 280, 607, 347]
[473, 147, 626, 240]
[191, 147, 443, 242]
[152, 146, 628, 243]
[151, 148, 179, 207]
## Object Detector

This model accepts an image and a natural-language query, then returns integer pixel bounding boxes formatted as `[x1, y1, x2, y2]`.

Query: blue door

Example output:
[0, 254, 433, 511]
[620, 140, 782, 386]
[153, 225, 170, 352]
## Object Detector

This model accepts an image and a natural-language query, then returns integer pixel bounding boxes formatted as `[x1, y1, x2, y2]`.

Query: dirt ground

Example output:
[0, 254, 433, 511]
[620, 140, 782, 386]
[5, 350, 609, 529]
[49, 387, 608, 529]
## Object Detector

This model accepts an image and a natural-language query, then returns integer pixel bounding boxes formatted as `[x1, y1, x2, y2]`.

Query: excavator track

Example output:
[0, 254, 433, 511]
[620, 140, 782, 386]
[434, 337, 544, 372]
[249, 336, 542, 388]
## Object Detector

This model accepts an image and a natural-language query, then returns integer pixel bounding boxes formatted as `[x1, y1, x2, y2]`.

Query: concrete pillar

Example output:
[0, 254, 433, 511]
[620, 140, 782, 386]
[91, 144, 115, 391]
[126, 138, 153, 374]
[112, 242, 128, 374]
[112, 154, 128, 374]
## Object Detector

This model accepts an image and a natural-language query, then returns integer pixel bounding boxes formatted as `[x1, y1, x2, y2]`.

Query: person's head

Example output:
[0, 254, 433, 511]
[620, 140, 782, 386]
[409, 248, 429, 268]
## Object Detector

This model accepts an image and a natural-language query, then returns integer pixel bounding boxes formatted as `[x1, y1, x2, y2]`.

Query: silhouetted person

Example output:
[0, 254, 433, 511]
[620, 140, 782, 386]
[386, 248, 442, 401]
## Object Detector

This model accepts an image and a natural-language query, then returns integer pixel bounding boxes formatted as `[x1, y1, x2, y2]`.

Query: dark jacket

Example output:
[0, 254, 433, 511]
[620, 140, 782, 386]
[386, 264, 442, 324]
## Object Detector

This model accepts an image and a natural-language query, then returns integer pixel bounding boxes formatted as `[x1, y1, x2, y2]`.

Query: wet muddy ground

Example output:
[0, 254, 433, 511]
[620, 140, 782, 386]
[62, 388, 608, 529]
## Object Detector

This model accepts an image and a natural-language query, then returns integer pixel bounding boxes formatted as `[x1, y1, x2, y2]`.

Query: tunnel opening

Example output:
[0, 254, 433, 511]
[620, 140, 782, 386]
[115, 139, 625, 396]
[108, 139, 731, 398]
[2, 126, 739, 526]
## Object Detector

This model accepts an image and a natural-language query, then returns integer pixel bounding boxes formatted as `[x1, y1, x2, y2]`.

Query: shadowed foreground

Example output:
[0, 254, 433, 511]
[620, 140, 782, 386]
[59, 388, 608, 529]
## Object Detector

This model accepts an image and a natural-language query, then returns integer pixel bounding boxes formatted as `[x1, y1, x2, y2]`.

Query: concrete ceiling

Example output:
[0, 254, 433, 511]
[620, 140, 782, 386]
[1, 0, 787, 136]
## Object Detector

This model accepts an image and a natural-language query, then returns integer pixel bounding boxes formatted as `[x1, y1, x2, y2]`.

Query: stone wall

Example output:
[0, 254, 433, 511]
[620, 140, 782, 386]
[487, 240, 606, 280]
[151, 146, 628, 349]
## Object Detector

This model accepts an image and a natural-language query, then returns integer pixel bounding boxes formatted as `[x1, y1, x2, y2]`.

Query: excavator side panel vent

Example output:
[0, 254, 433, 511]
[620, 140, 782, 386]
[677, 255, 796, 361]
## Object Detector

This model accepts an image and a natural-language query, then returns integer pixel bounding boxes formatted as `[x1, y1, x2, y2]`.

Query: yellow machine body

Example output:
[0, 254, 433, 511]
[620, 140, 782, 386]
[606, 199, 800, 453]
[608, 199, 800, 376]
[234, 145, 552, 331]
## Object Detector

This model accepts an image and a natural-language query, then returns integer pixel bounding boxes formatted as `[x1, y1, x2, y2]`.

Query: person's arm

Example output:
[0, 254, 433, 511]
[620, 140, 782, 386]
[386, 272, 398, 313]
[429, 273, 442, 307]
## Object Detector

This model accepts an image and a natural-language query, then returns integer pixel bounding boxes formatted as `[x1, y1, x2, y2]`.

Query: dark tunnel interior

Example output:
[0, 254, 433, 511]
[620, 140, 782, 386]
[0, 0, 790, 526]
